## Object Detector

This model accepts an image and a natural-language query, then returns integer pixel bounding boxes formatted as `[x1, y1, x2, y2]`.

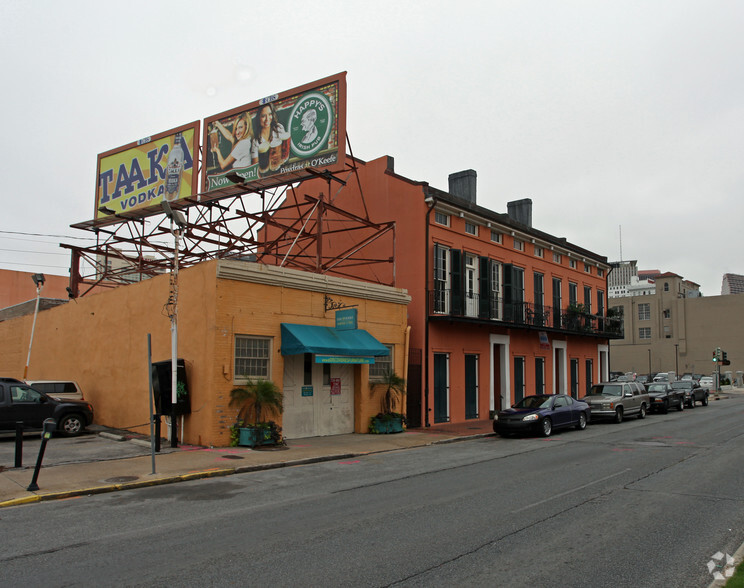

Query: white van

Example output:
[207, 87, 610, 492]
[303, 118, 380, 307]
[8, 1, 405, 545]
[25, 380, 84, 401]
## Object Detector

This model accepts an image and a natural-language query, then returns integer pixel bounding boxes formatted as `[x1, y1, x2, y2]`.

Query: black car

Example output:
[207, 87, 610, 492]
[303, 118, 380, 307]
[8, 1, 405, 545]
[493, 394, 590, 437]
[0, 378, 94, 436]
[671, 380, 709, 408]
[645, 382, 685, 413]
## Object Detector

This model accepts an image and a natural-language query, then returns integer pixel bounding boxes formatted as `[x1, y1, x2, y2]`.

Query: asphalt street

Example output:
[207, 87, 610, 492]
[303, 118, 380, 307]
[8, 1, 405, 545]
[1, 395, 742, 587]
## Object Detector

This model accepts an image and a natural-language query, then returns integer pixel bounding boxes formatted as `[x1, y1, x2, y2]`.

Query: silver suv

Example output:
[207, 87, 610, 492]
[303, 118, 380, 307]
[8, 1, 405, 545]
[583, 381, 649, 423]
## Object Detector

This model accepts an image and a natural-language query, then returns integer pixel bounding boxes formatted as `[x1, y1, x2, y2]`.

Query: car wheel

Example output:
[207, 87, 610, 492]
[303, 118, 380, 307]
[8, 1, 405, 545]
[662, 401, 669, 414]
[576, 412, 587, 430]
[614, 407, 623, 424]
[688, 397, 695, 408]
[637, 404, 646, 419]
[677, 397, 684, 411]
[492, 421, 498, 433]
[60, 413, 85, 436]
[702, 395, 709, 406]
[541, 418, 552, 437]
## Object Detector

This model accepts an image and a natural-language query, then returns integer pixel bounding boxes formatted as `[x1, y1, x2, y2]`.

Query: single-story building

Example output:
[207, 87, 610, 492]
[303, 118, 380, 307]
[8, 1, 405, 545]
[0, 260, 410, 446]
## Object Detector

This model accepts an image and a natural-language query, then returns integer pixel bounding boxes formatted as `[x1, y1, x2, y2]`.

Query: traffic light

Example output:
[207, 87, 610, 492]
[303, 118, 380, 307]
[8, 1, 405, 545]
[713, 348, 719, 362]
[723, 351, 728, 362]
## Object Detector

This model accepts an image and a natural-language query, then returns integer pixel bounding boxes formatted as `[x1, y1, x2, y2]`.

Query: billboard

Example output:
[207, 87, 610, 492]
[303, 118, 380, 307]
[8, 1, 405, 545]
[202, 72, 346, 196]
[95, 122, 199, 219]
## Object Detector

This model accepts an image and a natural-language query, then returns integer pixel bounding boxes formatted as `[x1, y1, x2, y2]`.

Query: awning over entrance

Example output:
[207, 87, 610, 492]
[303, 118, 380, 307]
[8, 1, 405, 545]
[280, 323, 390, 358]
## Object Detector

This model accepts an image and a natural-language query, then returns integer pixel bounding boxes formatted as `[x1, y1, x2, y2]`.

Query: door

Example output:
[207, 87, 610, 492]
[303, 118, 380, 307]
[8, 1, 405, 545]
[465, 354, 478, 419]
[514, 357, 525, 403]
[433, 353, 449, 423]
[570, 359, 579, 398]
[282, 356, 354, 439]
[551, 395, 572, 427]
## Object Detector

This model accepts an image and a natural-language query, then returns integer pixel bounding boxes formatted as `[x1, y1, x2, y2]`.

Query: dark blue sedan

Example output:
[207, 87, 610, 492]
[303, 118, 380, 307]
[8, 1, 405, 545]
[493, 394, 591, 437]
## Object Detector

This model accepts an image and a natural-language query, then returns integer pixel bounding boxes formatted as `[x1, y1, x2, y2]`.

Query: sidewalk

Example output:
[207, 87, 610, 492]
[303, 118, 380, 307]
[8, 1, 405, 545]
[0, 420, 495, 508]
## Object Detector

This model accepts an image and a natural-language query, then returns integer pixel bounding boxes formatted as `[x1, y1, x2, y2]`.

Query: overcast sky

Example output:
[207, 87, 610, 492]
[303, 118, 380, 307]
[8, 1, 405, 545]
[1, 0, 742, 296]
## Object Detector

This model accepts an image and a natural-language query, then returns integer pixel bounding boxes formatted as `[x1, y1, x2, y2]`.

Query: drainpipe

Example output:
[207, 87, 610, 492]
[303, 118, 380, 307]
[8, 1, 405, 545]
[424, 194, 436, 427]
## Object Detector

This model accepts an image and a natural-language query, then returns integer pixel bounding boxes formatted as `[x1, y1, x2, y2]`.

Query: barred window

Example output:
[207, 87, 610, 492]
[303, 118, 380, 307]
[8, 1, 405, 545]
[234, 336, 271, 381]
[369, 345, 394, 380]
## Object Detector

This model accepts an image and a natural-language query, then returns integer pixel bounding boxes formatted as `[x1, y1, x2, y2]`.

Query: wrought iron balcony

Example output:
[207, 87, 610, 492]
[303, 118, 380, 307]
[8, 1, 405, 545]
[428, 289, 623, 338]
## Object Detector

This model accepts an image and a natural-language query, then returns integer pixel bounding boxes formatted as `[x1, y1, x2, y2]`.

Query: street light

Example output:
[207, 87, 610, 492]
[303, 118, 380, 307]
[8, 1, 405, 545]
[647, 348, 651, 377]
[674, 344, 679, 378]
[23, 273, 45, 380]
[161, 201, 187, 448]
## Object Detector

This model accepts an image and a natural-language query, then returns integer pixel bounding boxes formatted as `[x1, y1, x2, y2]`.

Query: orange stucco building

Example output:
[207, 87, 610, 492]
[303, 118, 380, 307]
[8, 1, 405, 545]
[261, 156, 620, 427]
[0, 260, 410, 446]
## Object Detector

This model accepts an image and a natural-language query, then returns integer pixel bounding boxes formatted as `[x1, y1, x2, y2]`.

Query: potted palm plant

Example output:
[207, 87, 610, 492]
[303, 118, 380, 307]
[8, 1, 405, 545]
[229, 379, 284, 447]
[369, 371, 407, 434]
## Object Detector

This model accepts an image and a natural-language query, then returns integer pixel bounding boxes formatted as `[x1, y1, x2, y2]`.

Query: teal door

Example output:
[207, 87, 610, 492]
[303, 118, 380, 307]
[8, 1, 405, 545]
[433, 353, 449, 423]
[465, 354, 478, 419]
[514, 357, 525, 403]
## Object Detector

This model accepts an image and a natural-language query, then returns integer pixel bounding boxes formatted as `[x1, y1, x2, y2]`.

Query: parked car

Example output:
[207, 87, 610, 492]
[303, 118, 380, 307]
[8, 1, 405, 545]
[671, 380, 709, 407]
[699, 376, 715, 390]
[0, 378, 94, 436]
[653, 372, 670, 382]
[493, 394, 590, 437]
[24, 380, 84, 401]
[645, 382, 685, 413]
[582, 381, 649, 423]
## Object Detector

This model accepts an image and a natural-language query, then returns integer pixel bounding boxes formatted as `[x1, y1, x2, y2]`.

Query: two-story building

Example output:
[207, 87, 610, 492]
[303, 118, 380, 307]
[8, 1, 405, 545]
[260, 156, 620, 427]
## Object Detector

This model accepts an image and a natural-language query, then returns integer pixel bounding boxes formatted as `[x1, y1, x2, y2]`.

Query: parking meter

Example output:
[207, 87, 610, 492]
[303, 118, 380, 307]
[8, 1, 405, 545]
[27, 418, 57, 491]
[42, 418, 55, 439]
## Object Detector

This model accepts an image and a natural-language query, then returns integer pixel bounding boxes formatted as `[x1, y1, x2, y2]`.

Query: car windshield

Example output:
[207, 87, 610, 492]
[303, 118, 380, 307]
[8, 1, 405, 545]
[671, 382, 691, 389]
[588, 384, 622, 397]
[647, 384, 667, 392]
[513, 396, 552, 409]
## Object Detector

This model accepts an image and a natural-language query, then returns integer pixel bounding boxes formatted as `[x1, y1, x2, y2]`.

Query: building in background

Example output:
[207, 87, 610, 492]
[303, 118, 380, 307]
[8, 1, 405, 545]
[608, 272, 744, 383]
[721, 273, 744, 295]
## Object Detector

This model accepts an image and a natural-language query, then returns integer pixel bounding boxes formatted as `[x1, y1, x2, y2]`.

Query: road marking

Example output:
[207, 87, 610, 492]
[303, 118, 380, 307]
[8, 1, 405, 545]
[514, 469, 630, 513]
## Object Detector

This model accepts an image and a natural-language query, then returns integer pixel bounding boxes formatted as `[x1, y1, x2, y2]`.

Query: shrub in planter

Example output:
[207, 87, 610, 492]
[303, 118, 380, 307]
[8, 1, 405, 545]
[229, 380, 284, 447]
[369, 412, 407, 434]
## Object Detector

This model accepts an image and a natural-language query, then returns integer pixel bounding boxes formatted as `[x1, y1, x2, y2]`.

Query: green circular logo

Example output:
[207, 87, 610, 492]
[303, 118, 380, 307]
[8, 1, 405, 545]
[289, 92, 333, 158]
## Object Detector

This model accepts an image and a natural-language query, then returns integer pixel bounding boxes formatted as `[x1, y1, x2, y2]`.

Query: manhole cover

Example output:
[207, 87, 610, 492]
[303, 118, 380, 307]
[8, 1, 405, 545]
[219, 454, 244, 460]
[104, 476, 139, 483]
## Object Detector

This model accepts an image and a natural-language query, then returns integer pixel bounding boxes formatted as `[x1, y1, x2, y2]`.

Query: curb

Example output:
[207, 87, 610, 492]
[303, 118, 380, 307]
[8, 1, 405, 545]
[0, 433, 494, 509]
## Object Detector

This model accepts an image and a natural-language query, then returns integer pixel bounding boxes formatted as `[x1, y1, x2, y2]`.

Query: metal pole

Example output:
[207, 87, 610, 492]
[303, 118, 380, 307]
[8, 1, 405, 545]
[147, 334, 156, 473]
[23, 283, 43, 380]
[170, 219, 179, 448]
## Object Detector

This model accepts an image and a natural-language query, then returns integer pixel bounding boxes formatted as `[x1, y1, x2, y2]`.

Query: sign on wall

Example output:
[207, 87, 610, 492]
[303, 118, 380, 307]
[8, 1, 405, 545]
[202, 72, 346, 196]
[95, 122, 199, 219]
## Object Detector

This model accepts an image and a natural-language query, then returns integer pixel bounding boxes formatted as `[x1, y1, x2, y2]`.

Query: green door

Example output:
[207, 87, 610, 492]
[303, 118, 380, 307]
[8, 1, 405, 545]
[514, 357, 525, 403]
[433, 353, 449, 423]
[465, 354, 478, 419]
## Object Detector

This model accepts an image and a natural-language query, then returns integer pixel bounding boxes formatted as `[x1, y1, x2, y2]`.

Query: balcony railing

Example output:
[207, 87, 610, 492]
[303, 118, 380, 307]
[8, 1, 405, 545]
[428, 289, 623, 338]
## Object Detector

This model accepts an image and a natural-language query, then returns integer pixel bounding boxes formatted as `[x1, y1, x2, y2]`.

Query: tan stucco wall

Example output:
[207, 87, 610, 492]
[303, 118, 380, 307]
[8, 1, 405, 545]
[0, 260, 409, 446]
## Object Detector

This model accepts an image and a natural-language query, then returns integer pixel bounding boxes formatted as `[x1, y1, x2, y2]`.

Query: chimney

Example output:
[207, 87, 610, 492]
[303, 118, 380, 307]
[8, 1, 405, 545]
[448, 170, 477, 204]
[507, 198, 532, 227]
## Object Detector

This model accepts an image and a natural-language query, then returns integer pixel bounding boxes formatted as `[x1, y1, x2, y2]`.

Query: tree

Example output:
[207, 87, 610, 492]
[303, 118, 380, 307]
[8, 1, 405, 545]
[230, 379, 283, 425]
[373, 371, 406, 415]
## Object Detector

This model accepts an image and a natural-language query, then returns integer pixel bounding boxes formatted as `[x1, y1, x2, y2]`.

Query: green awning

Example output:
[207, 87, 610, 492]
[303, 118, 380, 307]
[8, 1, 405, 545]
[280, 323, 390, 357]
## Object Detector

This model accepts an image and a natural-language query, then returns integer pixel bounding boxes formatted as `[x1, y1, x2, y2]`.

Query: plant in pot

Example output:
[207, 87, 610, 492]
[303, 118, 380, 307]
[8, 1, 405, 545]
[229, 379, 284, 447]
[369, 371, 407, 434]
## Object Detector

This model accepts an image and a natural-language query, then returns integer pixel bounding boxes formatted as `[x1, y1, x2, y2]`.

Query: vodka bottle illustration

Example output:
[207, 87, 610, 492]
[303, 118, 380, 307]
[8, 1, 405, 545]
[164, 133, 184, 202]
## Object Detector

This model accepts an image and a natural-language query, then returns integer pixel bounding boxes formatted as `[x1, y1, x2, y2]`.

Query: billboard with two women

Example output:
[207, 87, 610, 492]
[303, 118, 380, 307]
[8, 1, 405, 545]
[202, 72, 346, 196]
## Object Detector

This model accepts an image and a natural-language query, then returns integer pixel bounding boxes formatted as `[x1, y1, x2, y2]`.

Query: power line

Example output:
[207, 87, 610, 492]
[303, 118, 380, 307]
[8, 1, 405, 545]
[0, 248, 68, 256]
[0, 230, 95, 241]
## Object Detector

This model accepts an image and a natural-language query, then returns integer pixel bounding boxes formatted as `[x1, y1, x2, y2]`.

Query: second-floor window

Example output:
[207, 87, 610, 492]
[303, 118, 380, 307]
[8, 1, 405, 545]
[639, 327, 651, 339]
[433, 245, 450, 313]
[513, 239, 524, 251]
[638, 303, 650, 320]
[464, 221, 477, 236]
[569, 282, 578, 306]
